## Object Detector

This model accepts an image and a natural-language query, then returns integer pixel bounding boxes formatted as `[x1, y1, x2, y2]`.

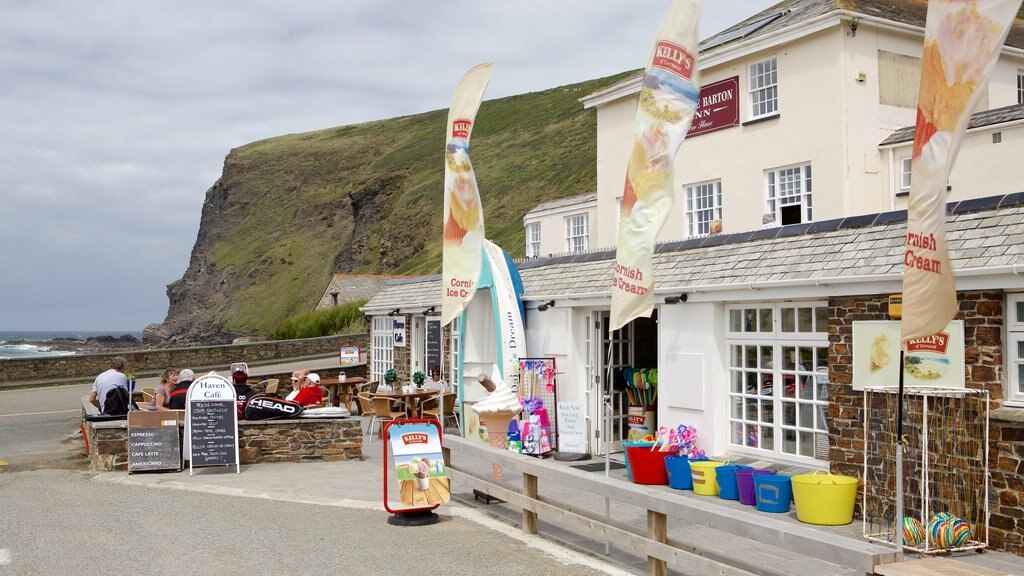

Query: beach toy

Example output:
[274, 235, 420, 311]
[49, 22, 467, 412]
[622, 438, 656, 479]
[791, 470, 858, 525]
[666, 454, 706, 490]
[715, 463, 751, 500]
[901, 517, 925, 546]
[945, 518, 972, 547]
[927, 516, 950, 548]
[754, 474, 792, 513]
[625, 444, 676, 485]
[689, 460, 723, 496]
[737, 469, 776, 506]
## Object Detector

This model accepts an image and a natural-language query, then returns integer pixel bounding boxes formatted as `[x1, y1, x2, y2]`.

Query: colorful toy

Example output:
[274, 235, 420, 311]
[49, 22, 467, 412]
[945, 518, 972, 547]
[901, 517, 925, 546]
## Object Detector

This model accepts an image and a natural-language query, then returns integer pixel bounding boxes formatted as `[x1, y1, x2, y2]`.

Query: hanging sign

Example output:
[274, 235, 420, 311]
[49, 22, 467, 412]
[853, 320, 965, 390]
[393, 315, 407, 347]
[186, 372, 240, 475]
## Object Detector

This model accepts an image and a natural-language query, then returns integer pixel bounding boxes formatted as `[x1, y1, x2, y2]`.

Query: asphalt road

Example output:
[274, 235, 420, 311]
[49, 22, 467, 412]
[0, 383, 90, 469]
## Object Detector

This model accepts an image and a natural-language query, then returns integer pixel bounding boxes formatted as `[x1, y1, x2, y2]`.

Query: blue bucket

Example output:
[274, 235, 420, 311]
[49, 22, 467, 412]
[715, 463, 752, 500]
[754, 474, 793, 513]
[666, 455, 705, 490]
[622, 440, 655, 479]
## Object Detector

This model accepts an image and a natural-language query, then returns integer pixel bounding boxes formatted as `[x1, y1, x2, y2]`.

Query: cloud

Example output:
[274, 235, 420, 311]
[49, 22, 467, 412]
[0, 0, 777, 331]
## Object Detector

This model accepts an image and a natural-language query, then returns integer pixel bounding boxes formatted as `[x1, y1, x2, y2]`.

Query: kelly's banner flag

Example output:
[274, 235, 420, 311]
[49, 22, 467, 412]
[901, 0, 1017, 343]
[441, 63, 494, 327]
[610, 0, 703, 331]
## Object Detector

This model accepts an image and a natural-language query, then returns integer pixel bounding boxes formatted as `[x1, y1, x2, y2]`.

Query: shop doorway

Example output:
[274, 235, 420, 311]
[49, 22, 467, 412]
[589, 311, 658, 456]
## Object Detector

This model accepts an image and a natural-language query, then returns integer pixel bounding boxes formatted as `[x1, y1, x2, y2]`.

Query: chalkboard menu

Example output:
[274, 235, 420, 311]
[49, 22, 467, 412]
[426, 318, 442, 375]
[186, 373, 239, 474]
[189, 401, 237, 466]
[128, 411, 181, 472]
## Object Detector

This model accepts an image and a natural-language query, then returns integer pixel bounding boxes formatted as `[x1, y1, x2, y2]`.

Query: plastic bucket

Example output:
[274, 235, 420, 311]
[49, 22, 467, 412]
[754, 474, 792, 513]
[792, 471, 859, 525]
[666, 456, 705, 490]
[689, 460, 723, 496]
[626, 406, 656, 441]
[622, 440, 656, 479]
[715, 464, 752, 500]
[624, 445, 676, 485]
[737, 469, 776, 505]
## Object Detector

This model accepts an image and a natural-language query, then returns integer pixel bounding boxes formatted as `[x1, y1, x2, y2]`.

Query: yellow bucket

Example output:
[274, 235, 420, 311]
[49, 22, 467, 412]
[689, 461, 722, 496]
[792, 470, 859, 525]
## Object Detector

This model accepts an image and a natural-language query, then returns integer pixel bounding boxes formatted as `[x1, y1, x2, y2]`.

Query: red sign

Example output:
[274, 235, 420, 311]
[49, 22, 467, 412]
[651, 40, 695, 80]
[451, 119, 472, 139]
[687, 76, 739, 138]
[906, 332, 949, 354]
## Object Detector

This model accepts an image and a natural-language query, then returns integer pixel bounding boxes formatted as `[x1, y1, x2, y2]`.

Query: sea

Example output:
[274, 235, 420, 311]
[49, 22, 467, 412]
[0, 330, 144, 360]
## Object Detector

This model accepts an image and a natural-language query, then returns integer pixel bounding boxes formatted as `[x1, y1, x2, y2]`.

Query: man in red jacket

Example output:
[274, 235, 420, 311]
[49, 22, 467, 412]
[292, 372, 324, 407]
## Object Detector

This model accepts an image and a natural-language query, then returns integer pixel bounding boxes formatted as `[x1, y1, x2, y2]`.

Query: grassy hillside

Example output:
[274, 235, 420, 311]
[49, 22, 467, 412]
[176, 71, 636, 336]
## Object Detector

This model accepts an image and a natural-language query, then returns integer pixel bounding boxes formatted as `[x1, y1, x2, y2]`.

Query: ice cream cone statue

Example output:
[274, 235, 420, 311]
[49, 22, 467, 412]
[471, 374, 522, 480]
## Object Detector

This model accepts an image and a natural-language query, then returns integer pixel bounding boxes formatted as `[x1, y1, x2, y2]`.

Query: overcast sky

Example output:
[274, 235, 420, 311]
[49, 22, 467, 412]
[0, 0, 777, 332]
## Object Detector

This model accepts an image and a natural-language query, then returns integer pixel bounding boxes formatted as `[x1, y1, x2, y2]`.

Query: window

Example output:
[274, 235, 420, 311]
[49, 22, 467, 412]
[565, 213, 589, 253]
[525, 222, 540, 258]
[727, 302, 830, 463]
[449, 316, 461, 395]
[1007, 294, 1024, 404]
[767, 163, 812, 225]
[1018, 68, 1023, 105]
[371, 316, 394, 382]
[749, 57, 778, 118]
[685, 180, 722, 238]
[898, 156, 912, 196]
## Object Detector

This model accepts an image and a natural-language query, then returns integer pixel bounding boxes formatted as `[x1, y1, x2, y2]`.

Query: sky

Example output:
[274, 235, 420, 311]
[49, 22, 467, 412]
[0, 0, 778, 332]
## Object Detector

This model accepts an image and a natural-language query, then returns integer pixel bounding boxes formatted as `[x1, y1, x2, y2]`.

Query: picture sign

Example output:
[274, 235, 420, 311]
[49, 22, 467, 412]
[425, 317, 442, 376]
[388, 422, 450, 507]
[393, 315, 407, 347]
[186, 373, 240, 474]
[852, 320, 965, 390]
[128, 411, 181, 473]
[339, 345, 360, 366]
[686, 76, 739, 138]
[556, 402, 587, 454]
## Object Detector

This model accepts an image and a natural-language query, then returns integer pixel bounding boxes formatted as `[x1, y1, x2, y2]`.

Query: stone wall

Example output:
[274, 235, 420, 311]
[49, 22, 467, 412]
[387, 316, 452, 384]
[829, 291, 1024, 555]
[85, 418, 363, 472]
[0, 333, 369, 384]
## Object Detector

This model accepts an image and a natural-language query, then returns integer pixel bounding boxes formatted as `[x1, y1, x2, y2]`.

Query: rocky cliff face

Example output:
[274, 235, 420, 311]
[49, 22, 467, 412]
[147, 72, 630, 345]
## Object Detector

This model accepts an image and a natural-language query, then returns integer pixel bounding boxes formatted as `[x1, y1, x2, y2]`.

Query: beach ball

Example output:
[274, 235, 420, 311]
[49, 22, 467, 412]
[901, 517, 925, 546]
[945, 518, 972, 547]
[927, 517, 950, 548]
[931, 511, 955, 523]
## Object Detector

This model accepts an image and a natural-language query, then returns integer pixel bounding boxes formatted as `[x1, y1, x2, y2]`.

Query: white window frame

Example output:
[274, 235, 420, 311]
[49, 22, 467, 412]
[898, 155, 912, 196]
[564, 213, 589, 253]
[371, 316, 395, 382]
[684, 180, 723, 238]
[766, 162, 813, 225]
[449, 316, 461, 396]
[726, 302, 830, 465]
[525, 222, 541, 258]
[1007, 293, 1024, 404]
[749, 56, 778, 119]
[1017, 68, 1023, 105]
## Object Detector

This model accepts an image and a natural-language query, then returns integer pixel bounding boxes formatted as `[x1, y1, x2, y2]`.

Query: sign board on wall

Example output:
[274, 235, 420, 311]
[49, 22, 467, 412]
[339, 345, 360, 365]
[686, 76, 740, 138]
[852, 320, 965, 390]
[186, 373, 239, 474]
[556, 402, 587, 454]
[393, 316, 407, 347]
[128, 411, 181, 473]
[425, 317, 442, 375]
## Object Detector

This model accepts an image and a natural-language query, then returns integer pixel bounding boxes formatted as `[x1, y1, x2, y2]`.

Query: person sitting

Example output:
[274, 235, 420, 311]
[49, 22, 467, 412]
[286, 369, 309, 401]
[150, 368, 178, 411]
[89, 356, 128, 413]
[231, 365, 256, 405]
[168, 369, 194, 410]
[292, 372, 324, 407]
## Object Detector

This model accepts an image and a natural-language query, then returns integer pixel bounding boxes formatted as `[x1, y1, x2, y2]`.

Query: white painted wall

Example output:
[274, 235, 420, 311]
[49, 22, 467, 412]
[523, 201, 598, 257]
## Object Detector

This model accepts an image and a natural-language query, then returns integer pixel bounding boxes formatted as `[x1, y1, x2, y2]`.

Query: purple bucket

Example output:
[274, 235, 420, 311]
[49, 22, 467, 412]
[737, 469, 777, 506]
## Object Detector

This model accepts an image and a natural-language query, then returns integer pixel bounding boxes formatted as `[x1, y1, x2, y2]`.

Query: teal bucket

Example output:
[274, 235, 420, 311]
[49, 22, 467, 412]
[754, 474, 793, 513]
[666, 455, 705, 490]
[622, 440, 656, 479]
[715, 464, 752, 500]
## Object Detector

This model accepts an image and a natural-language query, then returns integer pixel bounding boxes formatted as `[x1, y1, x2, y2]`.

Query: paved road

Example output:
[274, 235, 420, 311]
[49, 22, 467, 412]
[0, 384, 89, 469]
[0, 468, 617, 576]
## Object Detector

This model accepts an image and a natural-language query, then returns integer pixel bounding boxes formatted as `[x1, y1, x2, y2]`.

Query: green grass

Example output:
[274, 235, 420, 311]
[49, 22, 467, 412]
[268, 300, 369, 340]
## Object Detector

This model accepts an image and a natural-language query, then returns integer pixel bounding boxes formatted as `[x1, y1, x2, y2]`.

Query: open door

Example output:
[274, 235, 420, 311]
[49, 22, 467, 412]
[591, 312, 631, 455]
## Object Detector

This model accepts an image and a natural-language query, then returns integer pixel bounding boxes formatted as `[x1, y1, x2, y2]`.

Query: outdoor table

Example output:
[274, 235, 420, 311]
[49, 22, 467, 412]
[374, 389, 437, 419]
[320, 376, 366, 409]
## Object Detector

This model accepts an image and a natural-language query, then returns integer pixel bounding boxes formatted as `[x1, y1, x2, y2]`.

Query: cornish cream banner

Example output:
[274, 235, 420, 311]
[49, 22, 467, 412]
[901, 0, 1017, 343]
[610, 0, 703, 331]
[441, 63, 495, 327]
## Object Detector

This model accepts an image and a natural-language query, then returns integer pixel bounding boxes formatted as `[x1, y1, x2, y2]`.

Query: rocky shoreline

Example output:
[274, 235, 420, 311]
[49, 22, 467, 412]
[8, 334, 145, 355]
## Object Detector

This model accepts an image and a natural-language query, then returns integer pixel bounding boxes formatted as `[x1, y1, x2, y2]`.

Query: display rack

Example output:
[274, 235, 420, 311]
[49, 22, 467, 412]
[518, 358, 558, 455]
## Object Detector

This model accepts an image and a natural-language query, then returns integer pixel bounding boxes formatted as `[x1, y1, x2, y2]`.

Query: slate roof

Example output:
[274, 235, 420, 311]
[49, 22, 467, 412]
[880, 104, 1024, 146]
[527, 192, 597, 215]
[363, 193, 1024, 311]
[319, 274, 409, 309]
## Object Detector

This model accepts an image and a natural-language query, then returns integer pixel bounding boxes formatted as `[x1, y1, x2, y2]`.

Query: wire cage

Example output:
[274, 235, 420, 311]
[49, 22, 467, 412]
[862, 387, 989, 553]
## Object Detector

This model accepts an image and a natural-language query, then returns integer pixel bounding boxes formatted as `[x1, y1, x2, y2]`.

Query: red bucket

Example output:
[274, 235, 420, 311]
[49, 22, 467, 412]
[625, 445, 676, 485]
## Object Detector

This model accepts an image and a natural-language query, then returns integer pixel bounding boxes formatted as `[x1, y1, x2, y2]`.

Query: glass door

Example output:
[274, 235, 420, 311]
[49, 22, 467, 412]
[591, 312, 631, 455]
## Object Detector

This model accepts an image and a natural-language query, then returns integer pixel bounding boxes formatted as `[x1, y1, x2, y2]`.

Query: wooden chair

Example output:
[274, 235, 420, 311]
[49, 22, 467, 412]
[422, 392, 459, 430]
[370, 396, 406, 440]
[356, 393, 376, 436]
[261, 378, 280, 395]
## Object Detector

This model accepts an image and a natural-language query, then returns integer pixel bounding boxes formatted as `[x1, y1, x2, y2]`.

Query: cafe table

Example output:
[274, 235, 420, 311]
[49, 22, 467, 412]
[373, 388, 438, 419]
[319, 376, 367, 410]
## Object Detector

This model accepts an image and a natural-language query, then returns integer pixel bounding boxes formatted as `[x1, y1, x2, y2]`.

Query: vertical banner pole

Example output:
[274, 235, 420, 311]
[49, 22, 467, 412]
[895, 350, 905, 554]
